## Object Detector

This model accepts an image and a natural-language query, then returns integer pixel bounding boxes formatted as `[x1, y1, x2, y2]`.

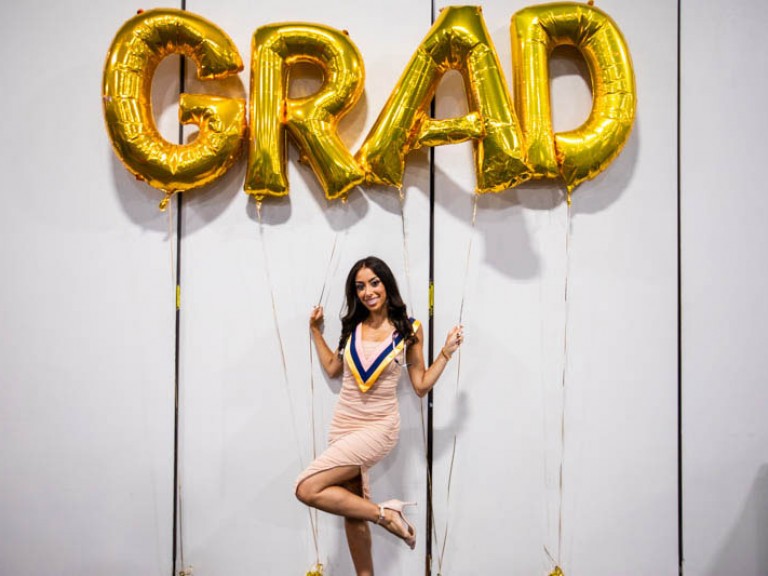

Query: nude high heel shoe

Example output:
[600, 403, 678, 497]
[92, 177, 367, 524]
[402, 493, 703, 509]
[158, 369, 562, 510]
[377, 499, 417, 550]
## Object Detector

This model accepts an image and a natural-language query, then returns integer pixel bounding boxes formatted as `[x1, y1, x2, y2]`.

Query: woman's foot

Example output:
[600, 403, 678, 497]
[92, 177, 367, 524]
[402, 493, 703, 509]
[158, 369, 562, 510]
[376, 500, 416, 549]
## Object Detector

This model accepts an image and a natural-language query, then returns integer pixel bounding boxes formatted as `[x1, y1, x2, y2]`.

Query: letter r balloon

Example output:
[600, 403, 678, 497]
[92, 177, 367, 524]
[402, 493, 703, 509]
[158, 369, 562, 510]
[245, 23, 365, 201]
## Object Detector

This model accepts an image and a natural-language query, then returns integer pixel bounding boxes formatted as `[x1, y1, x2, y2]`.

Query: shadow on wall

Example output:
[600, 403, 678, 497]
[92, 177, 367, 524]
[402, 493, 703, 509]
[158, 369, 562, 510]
[707, 464, 768, 575]
[409, 42, 640, 282]
[421, 120, 638, 283]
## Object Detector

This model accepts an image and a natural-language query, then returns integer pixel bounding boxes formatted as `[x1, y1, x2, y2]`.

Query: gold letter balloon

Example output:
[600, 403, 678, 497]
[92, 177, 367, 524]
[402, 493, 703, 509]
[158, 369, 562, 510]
[102, 9, 247, 209]
[357, 5, 530, 193]
[511, 2, 636, 194]
[245, 23, 365, 201]
[102, 5, 637, 206]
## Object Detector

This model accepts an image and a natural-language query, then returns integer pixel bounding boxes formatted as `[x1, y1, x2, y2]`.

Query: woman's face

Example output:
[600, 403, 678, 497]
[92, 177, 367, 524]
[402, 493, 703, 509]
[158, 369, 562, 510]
[355, 266, 387, 313]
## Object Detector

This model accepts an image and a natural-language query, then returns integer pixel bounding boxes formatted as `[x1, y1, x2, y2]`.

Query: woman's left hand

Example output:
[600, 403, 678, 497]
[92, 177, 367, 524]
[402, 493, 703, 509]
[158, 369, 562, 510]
[442, 325, 464, 358]
[309, 305, 325, 332]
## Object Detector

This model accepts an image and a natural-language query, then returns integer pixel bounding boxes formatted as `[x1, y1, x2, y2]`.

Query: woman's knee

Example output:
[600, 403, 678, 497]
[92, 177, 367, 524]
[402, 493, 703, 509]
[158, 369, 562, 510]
[295, 479, 315, 505]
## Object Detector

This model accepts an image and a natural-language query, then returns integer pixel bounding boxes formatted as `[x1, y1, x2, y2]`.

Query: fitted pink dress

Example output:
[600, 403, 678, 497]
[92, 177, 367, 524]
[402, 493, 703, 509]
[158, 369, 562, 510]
[295, 324, 404, 499]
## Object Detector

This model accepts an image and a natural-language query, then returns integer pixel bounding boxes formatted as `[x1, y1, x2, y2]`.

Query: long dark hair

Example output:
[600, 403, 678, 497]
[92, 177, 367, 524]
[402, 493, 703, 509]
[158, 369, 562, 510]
[337, 256, 416, 354]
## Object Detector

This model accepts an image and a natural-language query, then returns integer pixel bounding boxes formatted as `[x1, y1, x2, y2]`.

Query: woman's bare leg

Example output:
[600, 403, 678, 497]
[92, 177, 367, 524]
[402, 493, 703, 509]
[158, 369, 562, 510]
[342, 475, 374, 576]
[345, 518, 373, 576]
[296, 466, 379, 521]
[295, 465, 413, 547]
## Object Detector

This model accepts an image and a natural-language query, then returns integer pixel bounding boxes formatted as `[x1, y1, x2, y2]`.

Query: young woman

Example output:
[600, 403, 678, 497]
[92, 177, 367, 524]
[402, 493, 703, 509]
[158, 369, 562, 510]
[295, 256, 463, 575]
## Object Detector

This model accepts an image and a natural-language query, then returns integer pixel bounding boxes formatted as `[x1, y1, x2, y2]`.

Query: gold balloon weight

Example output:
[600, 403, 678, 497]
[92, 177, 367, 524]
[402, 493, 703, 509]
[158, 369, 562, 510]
[306, 563, 324, 576]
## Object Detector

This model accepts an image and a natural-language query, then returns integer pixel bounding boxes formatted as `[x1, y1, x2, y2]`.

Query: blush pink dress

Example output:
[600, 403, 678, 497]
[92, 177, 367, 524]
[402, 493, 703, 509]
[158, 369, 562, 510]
[295, 324, 404, 499]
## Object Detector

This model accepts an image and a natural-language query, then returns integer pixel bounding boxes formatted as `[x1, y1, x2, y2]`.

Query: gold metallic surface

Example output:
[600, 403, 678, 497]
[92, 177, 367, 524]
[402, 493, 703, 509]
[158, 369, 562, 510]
[415, 112, 484, 149]
[245, 23, 365, 201]
[102, 5, 635, 204]
[102, 9, 246, 204]
[356, 6, 531, 192]
[511, 2, 636, 191]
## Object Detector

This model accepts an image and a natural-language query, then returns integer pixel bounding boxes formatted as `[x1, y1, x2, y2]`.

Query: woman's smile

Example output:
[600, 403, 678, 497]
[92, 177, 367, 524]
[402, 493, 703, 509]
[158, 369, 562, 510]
[355, 267, 387, 312]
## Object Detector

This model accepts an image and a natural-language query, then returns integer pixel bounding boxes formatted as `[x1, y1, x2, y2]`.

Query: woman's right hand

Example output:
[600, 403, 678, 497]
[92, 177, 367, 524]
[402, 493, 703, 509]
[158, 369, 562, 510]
[309, 305, 325, 332]
[441, 324, 464, 358]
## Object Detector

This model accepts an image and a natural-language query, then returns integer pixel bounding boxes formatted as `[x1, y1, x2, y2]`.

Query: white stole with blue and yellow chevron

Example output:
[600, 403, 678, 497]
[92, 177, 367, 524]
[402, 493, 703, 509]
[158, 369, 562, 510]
[344, 318, 421, 393]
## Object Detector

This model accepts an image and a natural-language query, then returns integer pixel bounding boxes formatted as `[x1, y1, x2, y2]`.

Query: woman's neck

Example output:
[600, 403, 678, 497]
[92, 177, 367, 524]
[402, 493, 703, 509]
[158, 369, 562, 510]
[363, 310, 389, 329]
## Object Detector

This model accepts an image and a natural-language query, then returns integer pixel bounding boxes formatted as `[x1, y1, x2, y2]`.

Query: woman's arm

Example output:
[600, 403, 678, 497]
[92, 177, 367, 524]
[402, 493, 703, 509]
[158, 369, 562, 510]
[406, 323, 463, 398]
[310, 306, 343, 378]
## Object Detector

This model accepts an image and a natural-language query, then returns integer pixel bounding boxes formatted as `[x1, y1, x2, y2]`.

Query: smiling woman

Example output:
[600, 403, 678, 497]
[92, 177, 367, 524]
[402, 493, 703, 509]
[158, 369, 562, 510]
[354, 268, 387, 315]
[295, 256, 463, 576]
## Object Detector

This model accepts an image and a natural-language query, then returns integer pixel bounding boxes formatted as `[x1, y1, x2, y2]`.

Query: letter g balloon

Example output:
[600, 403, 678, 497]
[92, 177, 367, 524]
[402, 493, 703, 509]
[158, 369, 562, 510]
[102, 9, 247, 209]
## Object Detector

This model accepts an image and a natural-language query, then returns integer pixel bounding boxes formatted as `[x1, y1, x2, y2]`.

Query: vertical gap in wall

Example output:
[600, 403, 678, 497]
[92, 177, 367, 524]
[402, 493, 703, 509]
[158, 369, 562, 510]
[425, 3, 436, 576]
[426, 150, 435, 576]
[172, 2, 186, 574]
[677, 0, 684, 574]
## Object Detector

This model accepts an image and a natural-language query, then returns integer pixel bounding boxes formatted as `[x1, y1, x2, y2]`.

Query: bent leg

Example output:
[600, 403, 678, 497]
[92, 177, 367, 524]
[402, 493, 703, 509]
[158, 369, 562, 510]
[295, 465, 412, 550]
[295, 465, 380, 522]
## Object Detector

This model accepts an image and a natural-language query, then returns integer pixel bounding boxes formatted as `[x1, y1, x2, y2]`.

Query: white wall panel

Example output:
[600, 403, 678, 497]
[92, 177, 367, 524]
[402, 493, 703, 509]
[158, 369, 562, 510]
[179, 1, 431, 574]
[13, 0, 768, 574]
[431, 1, 678, 575]
[0, 2, 177, 575]
[682, 1, 768, 574]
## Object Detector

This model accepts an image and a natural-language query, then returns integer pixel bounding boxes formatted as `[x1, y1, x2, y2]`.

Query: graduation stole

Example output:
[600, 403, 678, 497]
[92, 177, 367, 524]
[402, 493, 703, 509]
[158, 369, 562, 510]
[344, 318, 421, 393]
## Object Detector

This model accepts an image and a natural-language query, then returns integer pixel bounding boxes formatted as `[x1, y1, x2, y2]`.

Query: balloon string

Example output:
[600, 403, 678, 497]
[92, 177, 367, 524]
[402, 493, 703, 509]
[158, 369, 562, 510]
[398, 189, 419, 451]
[309, 339, 319, 462]
[418, 400, 443, 572]
[402, 188, 453, 576]
[306, 333, 322, 565]
[257, 213, 294, 419]
[398, 182, 439, 567]
[397, 185, 427, 534]
[457, 194, 478, 325]
[305, 235, 343, 567]
[255, 208, 319, 561]
[557, 197, 573, 572]
[317, 234, 340, 307]
[399, 188, 443, 571]
[399, 190, 415, 307]
[168, 200, 176, 288]
[178, 479, 187, 574]
[433, 192, 478, 576]
[436, 436, 457, 576]
[256, 217, 301, 455]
